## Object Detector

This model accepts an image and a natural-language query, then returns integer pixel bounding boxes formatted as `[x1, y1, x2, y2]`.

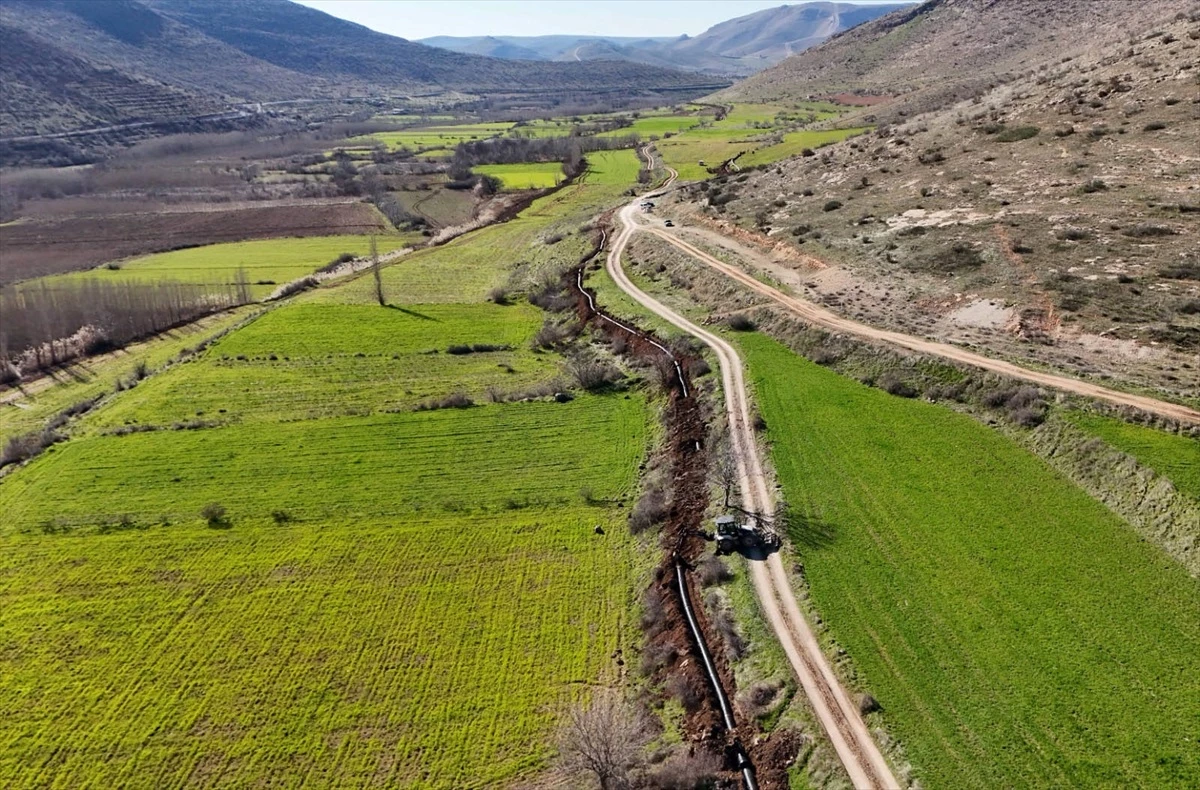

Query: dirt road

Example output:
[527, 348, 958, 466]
[605, 198, 899, 789]
[640, 224, 1200, 424]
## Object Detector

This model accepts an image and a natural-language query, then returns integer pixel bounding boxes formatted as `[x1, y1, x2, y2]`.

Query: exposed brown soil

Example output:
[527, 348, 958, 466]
[570, 247, 800, 787]
[0, 200, 391, 283]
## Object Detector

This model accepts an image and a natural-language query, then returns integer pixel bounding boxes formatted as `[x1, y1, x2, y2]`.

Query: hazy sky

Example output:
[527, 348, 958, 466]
[293, 1, 909, 40]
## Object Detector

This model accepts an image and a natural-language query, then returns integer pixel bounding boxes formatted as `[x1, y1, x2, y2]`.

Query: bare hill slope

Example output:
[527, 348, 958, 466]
[721, 0, 1197, 115]
[678, 6, 1200, 400]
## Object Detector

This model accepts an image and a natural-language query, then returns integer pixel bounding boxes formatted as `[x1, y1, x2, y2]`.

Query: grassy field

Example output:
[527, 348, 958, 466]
[475, 162, 566, 190]
[739, 127, 871, 167]
[0, 143, 660, 787]
[352, 123, 515, 151]
[1068, 412, 1200, 500]
[25, 236, 413, 300]
[0, 308, 256, 445]
[84, 303, 561, 430]
[0, 394, 651, 788]
[739, 333, 1200, 789]
[597, 114, 702, 138]
[582, 149, 642, 185]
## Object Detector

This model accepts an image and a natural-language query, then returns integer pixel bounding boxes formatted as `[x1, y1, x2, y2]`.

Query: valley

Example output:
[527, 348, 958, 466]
[2, 2, 1198, 789]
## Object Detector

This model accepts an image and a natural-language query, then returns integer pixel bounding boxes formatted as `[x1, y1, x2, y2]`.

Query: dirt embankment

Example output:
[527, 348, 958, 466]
[569, 242, 799, 788]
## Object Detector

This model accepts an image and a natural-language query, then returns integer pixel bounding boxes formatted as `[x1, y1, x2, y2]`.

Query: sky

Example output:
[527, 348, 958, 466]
[293, 0, 908, 40]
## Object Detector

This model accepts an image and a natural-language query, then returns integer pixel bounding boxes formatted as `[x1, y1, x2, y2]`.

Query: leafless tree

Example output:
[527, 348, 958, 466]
[370, 235, 385, 306]
[557, 693, 648, 790]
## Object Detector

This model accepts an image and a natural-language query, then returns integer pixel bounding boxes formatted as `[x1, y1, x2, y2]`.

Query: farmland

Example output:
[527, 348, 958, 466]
[738, 127, 871, 167]
[0, 123, 662, 787]
[0, 397, 650, 788]
[738, 333, 1200, 789]
[20, 235, 413, 300]
[475, 162, 566, 190]
[84, 303, 562, 429]
[1068, 412, 1200, 501]
[0, 202, 395, 283]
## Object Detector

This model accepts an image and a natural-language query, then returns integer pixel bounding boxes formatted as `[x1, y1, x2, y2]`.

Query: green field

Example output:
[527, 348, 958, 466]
[739, 333, 1200, 789]
[739, 127, 871, 167]
[84, 303, 561, 430]
[0, 396, 650, 787]
[352, 123, 516, 151]
[1068, 412, 1200, 500]
[0, 149, 656, 786]
[26, 236, 413, 300]
[597, 114, 702, 138]
[0, 308, 256, 446]
[581, 149, 642, 185]
[475, 162, 566, 190]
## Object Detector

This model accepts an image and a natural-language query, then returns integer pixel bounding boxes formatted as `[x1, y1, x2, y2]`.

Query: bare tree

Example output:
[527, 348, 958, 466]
[557, 693, 648, 790]
[370, 235, 385, 306]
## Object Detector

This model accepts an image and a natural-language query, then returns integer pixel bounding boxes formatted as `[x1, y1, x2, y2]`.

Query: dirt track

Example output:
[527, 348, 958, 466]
[640, 223, 1200, 425]
[606, 191, 900, 789]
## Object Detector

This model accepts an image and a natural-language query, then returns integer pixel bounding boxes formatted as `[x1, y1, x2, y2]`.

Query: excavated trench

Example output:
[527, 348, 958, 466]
[566, 235, 799, 788]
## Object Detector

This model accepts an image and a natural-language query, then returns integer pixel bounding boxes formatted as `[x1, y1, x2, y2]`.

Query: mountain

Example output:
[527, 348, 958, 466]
[0, 0, 722, 139]
[418, 3, 915, 76]
[720, 0, 1196, 115]
[686, 2, 1200, 387]
[418, 35, 678, 62]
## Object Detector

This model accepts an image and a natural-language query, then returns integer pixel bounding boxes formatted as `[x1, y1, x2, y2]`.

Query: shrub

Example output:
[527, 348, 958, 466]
[274, 276, 320, 299]
[995, 126, 1039, 142]
[201, 502, 227, 527]
[1, 430, 62, 468]
[1122, 224, 1177, 238]
[1080, 179, 1108, 194]
[486, 286, 509, 305]
[1056, 227, 1093, 241]
[727, 313, 756, 331]
[666, 674, 704, 713]
[823, 199, 843, 212]
[567, 355, 623, 391]
[698, 556, 734, 586]
[647, 751, 722, 789]
[446, 344, 472, 355]
[533, 319, 571, 349]
[879, 372, 918, 398]
[271, 510, 293, 524]
[1143, 121, 1167, 131]
[629, 487, 669, 533]
[416, 391, 474, 411]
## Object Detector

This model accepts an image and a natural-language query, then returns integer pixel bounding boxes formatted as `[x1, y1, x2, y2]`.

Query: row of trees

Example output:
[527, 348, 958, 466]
[450, 134, 639, 170]
[1, 276, 250, 379]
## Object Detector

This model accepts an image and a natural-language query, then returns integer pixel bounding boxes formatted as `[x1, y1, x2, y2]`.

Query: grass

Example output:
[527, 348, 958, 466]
[739, 128, 871, 168]
[597, 114, 702, 138]
[27, 236, 413, 300]
[0, 144, 657, 787]
[84, 303, 561, 429]
[1067, 412, 1200, 500]
[351, 123, 516, 151]
[0, 307, 256, 446]
[475, 162, 566, 190]
[0, 398, 650, 788]
[581, 149, 642, 185]
[739, 333, 1200, 789]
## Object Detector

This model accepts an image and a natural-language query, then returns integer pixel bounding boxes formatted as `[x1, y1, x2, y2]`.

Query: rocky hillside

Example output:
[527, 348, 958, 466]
[0, 0, 719, 138]
[721, 0, 1197, 118]
[669, 6, 1200, 400]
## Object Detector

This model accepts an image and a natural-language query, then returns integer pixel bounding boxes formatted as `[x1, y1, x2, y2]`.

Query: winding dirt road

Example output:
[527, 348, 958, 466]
[606, 194, 899, 789]
[640, 225, 1200, 425]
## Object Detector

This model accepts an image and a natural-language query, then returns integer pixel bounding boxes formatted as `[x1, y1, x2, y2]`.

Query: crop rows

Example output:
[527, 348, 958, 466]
[2, 395, 648, 530]
[1, 508, 641, 788]
[739, 333, 1200, 789]
[30, 236, 413, 300]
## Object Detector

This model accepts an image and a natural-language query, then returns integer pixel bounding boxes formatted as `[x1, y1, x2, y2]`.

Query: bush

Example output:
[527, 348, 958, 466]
[995, 126, 1039, 142]
[879, 372, 918, 398]
[487, 286, 509, 305]
[1056, 227, 1093, 241]
[697, 556, 733, 586]
[1122, 224, 1177, 238]
[823, 199, 843, 212]
[1143, 121, 1167, 131]
[274, 276, 320, 298]
[629, 486, 669, 533]
[647, 751, 722, 789]
[567, 355, 623, 391]
[726, 313, 756, 331]
[1080, 179, 1108, 194]
[416, 391, 474, 411]
[1, 429, 62, 468]
[533, 319, 571, 349]
[201, 502, 228, 527]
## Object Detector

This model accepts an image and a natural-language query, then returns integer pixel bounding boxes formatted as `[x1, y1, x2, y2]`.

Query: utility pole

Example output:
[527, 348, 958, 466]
[370, 235, 384, 306]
